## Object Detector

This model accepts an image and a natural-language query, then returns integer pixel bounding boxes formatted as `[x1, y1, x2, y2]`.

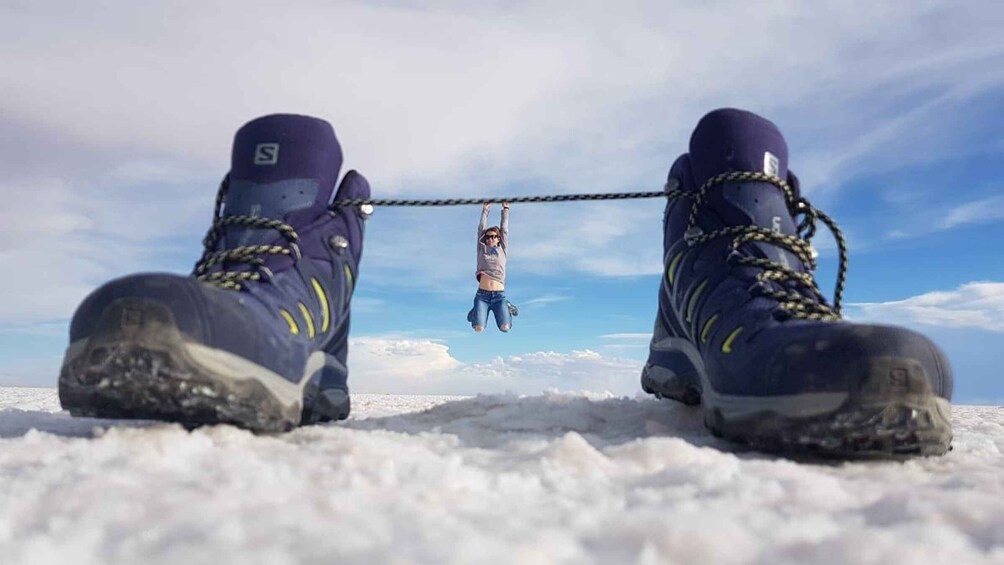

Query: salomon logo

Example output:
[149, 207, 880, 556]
[763, 151, 779, 177]
[254, 143, 280, 165]
[889, 367, 909, 390]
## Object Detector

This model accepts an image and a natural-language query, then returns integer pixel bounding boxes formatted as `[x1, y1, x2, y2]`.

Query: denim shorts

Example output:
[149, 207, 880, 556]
[469, 289, 511, 331]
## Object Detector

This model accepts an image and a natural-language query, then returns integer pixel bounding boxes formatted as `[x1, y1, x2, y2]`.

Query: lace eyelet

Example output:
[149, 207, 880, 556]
[747, 281, 770, 297]
[684, 226, 703, 245]
[329, 235, 348, 253]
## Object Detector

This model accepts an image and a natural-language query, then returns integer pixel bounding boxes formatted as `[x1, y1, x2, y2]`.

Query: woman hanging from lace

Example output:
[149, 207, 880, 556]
[468, 202, 518, 332]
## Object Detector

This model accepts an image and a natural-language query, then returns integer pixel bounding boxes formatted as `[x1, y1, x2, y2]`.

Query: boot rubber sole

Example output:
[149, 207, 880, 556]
[58, 298, 349, 432]
[642, 337, 953, 458]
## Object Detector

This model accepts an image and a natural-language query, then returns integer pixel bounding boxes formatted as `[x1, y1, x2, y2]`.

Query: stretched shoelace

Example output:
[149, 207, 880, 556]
[666, 171, 848, 321]
[190, 171, 846, 309]
[193, 181, 667, 291]
[193, 175, 302, 291]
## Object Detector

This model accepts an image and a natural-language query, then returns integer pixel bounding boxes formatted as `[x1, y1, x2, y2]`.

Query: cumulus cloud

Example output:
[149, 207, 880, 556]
[848, 282, 1004, 332]
[350, 337, 462, 380]
[349, 336, 642, 395]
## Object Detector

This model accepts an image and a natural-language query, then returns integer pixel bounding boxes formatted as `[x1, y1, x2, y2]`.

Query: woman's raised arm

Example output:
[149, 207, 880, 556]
[500, 202, 510, 249]
[478, 202, 490, 237]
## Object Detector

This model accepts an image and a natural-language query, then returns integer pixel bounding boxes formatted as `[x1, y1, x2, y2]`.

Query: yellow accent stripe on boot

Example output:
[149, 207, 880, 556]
[311, 278, 331, 333]
[700, 314, 719, 345]
[686, 279, 709, 323]
[298, 302, 316, 338]
[721, 327, 744, 354]
[344, 264, 354, 295]
[667, 252, 684, 285]
[279, 308, 300, 335]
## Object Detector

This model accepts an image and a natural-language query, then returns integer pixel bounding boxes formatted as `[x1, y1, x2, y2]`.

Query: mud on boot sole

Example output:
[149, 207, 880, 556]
[59, 298, 304, 433]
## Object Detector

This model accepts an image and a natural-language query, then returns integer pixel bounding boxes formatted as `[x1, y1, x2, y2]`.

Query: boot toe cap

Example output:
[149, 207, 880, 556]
[757, 323, 953, 399]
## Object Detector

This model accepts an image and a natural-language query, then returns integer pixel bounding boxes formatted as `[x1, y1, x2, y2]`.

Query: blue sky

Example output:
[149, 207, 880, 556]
[1, 1, 1002, 403]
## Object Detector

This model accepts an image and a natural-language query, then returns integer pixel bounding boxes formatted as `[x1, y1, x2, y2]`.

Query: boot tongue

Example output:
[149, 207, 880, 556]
[688, 108, 804, 272]
[689, 108, 788, 186]
[222, 114, 342, 247]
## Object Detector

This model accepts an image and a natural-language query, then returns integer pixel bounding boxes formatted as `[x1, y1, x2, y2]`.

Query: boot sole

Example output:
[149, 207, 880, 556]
[642, 337, 953, 458]
[58, 298, 348, 432]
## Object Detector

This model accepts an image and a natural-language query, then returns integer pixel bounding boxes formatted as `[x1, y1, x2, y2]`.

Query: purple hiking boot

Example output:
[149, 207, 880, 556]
[641, 108, 953, 457]
[59, 114, 370, 432]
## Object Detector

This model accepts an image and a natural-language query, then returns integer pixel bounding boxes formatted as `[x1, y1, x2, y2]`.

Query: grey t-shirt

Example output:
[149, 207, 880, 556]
[476, 206, 509, 285]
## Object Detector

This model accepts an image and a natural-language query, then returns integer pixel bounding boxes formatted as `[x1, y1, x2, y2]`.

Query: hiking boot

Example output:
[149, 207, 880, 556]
[641, 108, 952, 457]
[59, 114, 370, 432]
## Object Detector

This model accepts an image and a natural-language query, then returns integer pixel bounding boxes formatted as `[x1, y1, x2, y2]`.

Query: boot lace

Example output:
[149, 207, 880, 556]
[666, 171, 848, 321]
[193, 175, 302, 291]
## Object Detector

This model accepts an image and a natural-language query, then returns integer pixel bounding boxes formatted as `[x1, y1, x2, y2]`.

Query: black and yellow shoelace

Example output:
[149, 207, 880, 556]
[193, 175, 302, 291]
[190, 171, 847, 316]
[667, 171, 848, 321]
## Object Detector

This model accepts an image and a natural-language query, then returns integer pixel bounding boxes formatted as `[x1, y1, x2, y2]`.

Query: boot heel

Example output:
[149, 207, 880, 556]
[641, 337, 703, 406]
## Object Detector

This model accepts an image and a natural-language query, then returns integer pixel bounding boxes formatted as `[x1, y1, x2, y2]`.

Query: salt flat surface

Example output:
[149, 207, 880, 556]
[1, 387, 1002, 565]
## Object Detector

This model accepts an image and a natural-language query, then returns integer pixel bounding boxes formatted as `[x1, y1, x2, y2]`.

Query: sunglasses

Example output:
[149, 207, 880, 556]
[485, 234, 500, 240]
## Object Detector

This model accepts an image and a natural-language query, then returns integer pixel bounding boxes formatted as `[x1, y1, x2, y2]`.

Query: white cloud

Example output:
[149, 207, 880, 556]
[600, 333, 651, 341]
[5, 1, 999, 189]
[880, 192, 1004, 240]
[0, 167, 211, 323]
[350, 297, 387, 313]
[3, 1, 1004, 325]
[512, 202, 664, 277]
[522, 294, 572, 307]
[349, 336, 642, 395]
[349, 336, 462, 382]
[848, 282, 1004, 332]
[938, 195, 1004, 230]
[599, 333, 651, 352]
